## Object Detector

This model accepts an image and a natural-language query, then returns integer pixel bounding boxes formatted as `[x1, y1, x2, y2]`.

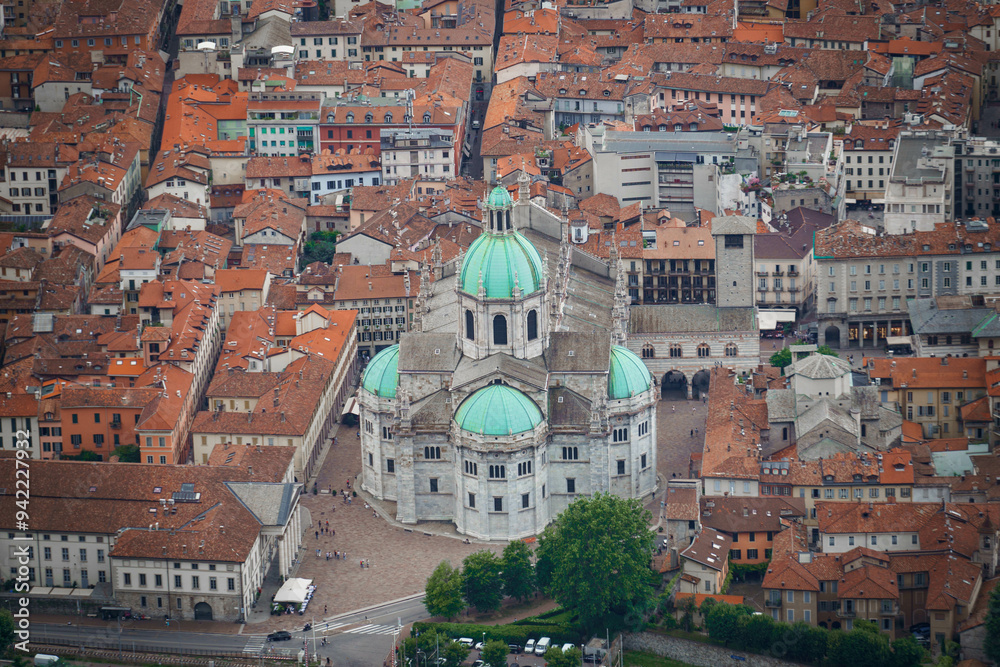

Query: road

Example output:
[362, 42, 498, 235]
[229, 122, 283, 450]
[31, 594, 429, 666]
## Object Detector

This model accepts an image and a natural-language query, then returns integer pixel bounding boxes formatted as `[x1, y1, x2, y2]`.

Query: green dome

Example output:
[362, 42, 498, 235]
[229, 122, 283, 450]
[361, 345, 399, 398]
[486, 185, 514, 209]
[454, 384, 543, 436]
[459, 231, 544, 298]
[607, 345, 652, 399]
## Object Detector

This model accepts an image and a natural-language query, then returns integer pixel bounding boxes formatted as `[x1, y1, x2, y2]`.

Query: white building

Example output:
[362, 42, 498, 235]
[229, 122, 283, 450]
[380, 128, 455, 186]
[882, 131, 955, 234]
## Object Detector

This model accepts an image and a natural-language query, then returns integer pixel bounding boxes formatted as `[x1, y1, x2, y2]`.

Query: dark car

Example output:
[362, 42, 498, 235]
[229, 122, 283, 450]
[507, 644, 521, 654]
[267, 631, 292, 641]
[583, 652, 604, 664]
[910, 623, 930, 642]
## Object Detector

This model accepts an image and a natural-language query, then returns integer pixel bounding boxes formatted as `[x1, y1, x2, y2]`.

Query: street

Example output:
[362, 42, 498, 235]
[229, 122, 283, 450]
[31, 595, 429, 666]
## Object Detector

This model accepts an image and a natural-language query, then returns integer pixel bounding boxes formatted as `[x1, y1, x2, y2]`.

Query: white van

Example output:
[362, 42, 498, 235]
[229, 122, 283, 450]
[524, 639, 536, 653]
[561, 643, 575, 653]
[535, 637, 551, 655]
[457, 638, 474, 648]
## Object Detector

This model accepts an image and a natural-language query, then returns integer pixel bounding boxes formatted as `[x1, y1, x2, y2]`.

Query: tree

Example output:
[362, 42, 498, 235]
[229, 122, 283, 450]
[111, 444, 140, 462]
[984, 586, 1000, 667]
[461, 550, 502, 613]
[535, 493, 655, 629]
[705, 603, 748, 646]
[544, 646, 582, 667]
[782, 622, 827, 664]
[440, 641, 470, 667]
[500, 540, 535, 601]
[770, 342, 837, 373]
[829, 622, 891, 667]
[677, 595, 697, 632]
[424, 561, 465, 619]
[735, 612, 777, 652]
[480, 640, 509, 667]
[0, 608, 15, 650]
[890, 636, 926, 667]
[300, 231, 339, 269]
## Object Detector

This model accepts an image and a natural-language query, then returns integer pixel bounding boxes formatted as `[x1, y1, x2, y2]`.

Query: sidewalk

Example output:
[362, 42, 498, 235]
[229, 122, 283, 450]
[31, 614, 244, 635]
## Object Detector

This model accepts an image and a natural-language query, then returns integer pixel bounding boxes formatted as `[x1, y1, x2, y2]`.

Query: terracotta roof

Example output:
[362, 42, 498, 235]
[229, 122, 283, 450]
[838, 564, 899, 600]
[680, 527, 732, 571]
[763, 555, 820, 591]
[866, 357, 986, 389]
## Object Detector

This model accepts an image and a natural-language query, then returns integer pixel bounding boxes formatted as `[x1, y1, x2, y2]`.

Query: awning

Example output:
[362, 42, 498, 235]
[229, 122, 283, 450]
[757, 309, 797, 331]
[274, 578, 313, 604]
[342, 397, 360, 417]
[887, 335, 913, 347]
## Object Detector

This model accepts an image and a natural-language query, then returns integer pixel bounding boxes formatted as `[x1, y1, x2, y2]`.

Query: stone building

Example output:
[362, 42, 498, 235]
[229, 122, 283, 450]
[358, 182, 658, 540]
[625, 215, 761, 399]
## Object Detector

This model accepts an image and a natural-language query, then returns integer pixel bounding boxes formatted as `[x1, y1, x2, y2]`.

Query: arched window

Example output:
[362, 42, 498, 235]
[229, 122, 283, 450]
[385, 112, 392, 123]
[725, 343, 738, 357]
[465, 309, 475, 340]
[346, 112, 354, 123]
[365, 112, 373, 123]
[669, 344, 682, 358]
[641, 344, 655, 358]
[697, 344, 711, 358]
[527, 310, 538, 340]
[423, 112, 431, 123]
[505, 211, 512, 230]
[493, 315, 508, 345]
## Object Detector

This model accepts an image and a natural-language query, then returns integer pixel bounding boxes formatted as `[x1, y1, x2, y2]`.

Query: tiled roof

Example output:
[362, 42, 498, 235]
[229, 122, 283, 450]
[680, 527, 732, 571]
[866, 356, 986, 389]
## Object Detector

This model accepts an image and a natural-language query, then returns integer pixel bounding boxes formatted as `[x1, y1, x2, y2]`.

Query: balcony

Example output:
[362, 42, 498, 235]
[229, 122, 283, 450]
[110, 420, 121, 430]
[788, 286, 800, 293]
[756, 270, 769, 276]
[788, 268, 799, 277]
[764, 598, 782, 608]
[879, 603, 900, 616]
[837, 608, 857, 618]
[772, 270, 784, 276]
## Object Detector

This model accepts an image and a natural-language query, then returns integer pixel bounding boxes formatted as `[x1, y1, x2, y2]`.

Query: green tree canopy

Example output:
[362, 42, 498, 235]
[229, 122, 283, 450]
[705, 602, 751, 646]
[424, 560, 465, 619]
[544, 646, 582, 667]
[0, 609, 15, 651]
[461, 550, 502, 613]
[985, 583, 1000, 664]
[111, 444, 140, 462]
[480, 640, 509, 667]
[769, 342, 838, 372]
[829, 621, 891, 667]
[300, 230, 340, 269]
[500, 540, 535, 601]
[535, 493, 655, 630]
[890, 636, 926, 667]
[439, 641, 470, 667]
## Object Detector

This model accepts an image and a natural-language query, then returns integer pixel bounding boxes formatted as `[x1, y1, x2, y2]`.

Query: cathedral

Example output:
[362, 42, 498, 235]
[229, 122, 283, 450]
[357, 181, 659, 540]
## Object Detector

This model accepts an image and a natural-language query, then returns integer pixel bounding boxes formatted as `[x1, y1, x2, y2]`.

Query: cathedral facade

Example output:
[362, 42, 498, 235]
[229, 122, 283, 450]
[358, 184, 658, 540]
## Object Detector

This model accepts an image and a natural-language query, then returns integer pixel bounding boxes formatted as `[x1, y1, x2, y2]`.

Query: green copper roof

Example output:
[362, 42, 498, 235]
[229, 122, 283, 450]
[458, 231, 544, 299]
[361, 345, 399, 398]
[607, 345, 652, 399]
[486, 185, 514, 209]
[454, 384, 543, 436]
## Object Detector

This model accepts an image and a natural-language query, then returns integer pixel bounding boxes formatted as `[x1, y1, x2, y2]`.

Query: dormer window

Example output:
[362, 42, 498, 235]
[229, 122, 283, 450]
[326, 113, 334, 122]
[365, 112, 373, 122]
[690, 123, 697, 131]
[346, 112, 354, 123]
[659, 124, 667, 131]
[579, 89, 587, 96]
[385, 112, 392, 123]
[603, 90, 610, 97]
[559, 88, 567, 94]
[674, 124, 682, 131]
[855, 140, 864, 149]
[423, 112, 431, 122]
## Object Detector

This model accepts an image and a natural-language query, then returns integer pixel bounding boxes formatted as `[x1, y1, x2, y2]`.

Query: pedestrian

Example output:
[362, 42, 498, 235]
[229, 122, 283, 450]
[332, 529, 335, 537]
[361, 560, 364, 568]
[366, 559, 370, 568]
[346, 478, 350, 488]
[690, 429, 694, 437]
[373, 510, 377, 517]
[315, 531, 319, 540]
[671, 405, 675, 412]
[324, 605, 328, 614]
[316, 548, 321, 557]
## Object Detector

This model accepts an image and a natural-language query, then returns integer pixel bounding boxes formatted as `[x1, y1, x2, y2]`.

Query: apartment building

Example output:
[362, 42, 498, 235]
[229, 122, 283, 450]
[291, 19, 363, 62]
[814, 218, 1000, 349]
[381, 129, 456, 186]
[866, 357, 987, 439]
[59, 387, 159, 459]
[247, 93, 322, 157]
[700, 497, 806, 565]
[639, 221, 715, 305]
[841, 123, 899, 206]
[883, 132, 955, 235]
[46, 196, 124, 274]
[678, 528, 732, 595]
[215, 269, 272, 330]
[582, 125, 740, 216]
[0, 452, 302, 622]
[762, 556, 819, 625]
[319, 102, 464, 158]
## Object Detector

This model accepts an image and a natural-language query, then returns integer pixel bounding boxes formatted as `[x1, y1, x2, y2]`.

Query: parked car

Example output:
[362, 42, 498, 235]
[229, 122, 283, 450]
[535, 637, 551, 655]
[524, 639, 536, 654]
[508, 643, 522, 654]
[458, 638, 474, 648]
[910, 623, 930, 642]
[267, 631, 292, 642]
[474, 642, 484, 651]
[561, 643, 575, 653]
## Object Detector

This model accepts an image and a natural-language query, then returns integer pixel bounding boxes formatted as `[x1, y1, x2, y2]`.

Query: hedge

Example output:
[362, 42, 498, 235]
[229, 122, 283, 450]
[411, 621, 581, 646]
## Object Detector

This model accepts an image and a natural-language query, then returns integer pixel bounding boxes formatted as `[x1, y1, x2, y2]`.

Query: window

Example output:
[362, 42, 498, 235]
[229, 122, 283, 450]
[747, 549, 758, 559]
[464, 310, 474, 340]
[488, 465, 506, 479]
[522, 493, 530, 508]
[139, 573, 146, 586]
[424, 446, 441, 459]
[429, 478, 438, 493]
[493, 315, 508, 345]
[468, 492, 476, 508]
[697, 344, 710, 358]
[562, 446, 579, 460]
[527, 310, 538, 340]
[566, 478, 576, 493]
[493, 497, 503, 512]
[174, 575, 182, 588]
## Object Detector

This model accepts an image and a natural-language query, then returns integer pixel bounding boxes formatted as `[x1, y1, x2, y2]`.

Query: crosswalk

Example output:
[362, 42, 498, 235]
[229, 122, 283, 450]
[314, 621, 347, 633]
[242, 636, 268, 654]
[343, 624, 399, 636]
